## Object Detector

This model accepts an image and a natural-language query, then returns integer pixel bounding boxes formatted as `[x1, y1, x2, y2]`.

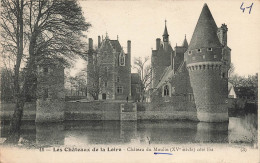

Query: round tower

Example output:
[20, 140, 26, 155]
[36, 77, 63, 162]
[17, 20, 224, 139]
[36, 58, 65, 122]
[184, 4, 228, 122]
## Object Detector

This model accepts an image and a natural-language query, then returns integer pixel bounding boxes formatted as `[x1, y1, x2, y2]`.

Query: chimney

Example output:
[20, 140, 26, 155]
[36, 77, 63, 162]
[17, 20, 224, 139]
[89, 38, 93, 50]
[98, 36, 101, 48]
[217, 24, 228, 46]
[127, 40, 132, 97]
[156, 38, 161, 50]
[127, 40, 131, 55]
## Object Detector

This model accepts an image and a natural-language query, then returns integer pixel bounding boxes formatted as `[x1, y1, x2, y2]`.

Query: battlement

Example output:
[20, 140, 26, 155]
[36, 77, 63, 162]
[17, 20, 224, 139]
[187, 61, 222, 72]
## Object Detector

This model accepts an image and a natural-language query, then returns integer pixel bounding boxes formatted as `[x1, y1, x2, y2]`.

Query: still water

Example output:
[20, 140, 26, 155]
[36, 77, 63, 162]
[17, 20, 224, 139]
[0, 113, 257, 147]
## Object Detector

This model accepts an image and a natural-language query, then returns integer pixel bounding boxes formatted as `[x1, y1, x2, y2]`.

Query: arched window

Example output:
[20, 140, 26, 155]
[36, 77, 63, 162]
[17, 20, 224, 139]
[163, 85, 169, 96]
[119, 53, 125, 66]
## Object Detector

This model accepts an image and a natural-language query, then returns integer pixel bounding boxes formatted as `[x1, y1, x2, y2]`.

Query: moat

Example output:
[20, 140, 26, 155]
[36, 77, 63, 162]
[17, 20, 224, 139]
[0, 113, 257, 148]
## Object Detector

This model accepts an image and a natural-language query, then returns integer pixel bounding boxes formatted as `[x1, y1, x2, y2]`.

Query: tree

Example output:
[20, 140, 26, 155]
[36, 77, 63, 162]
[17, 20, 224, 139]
[0, 68, 14, 102]
[133, 56, 152, 102]
[228, 62, 235, 77]
[68, 71, 87, 96]
[0, 0, 91, 143]
[86, 50, 102, 100]
[229, 73, 258, 101]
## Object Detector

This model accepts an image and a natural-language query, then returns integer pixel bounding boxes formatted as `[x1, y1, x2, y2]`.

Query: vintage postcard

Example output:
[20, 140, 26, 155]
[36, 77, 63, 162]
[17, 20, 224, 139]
[0, 0, 259, 162]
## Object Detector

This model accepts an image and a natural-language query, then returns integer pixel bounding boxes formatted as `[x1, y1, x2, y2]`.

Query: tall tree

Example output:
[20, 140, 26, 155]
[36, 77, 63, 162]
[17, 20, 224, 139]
[0, 0, 91, 143]
[86, 50, 102, 100]
[1, 0, 25, 144]
[133, 56, 152, 102]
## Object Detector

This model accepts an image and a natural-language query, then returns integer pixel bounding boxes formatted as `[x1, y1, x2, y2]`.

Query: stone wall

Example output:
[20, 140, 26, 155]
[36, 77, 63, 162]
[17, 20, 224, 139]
[65, 101, 121, 120]
[120, 103, 137, 121]
[36, 99, 64, 123]
[137, 102, 198, 121]
[1, 101, 198, 121]
[0, 102, 36, 121]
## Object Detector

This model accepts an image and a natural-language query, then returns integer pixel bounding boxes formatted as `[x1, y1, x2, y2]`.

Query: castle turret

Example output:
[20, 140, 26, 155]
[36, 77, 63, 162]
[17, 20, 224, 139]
[151, 21, 172, 88]
[182, 35, 188, 48]
[162, 20, 169, 50]
[184, 4, 228, 122]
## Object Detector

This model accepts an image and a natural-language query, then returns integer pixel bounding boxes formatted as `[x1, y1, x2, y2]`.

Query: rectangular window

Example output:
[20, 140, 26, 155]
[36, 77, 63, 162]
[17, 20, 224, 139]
[116, 76, 120, 82]
[187, 93, 194, 101]
[188, 51, 192, 55]
[117, 86, 123, 94]
[207, 48, 213, 51]
[197, 49, 201, 53]
[104, 82, 108, 87]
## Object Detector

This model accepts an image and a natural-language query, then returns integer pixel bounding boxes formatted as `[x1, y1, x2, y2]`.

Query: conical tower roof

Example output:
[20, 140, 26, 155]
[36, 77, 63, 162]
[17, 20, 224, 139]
[162, 20, 169, 37]
[182, 35, 188, 48]
[188, 4, 222, 50]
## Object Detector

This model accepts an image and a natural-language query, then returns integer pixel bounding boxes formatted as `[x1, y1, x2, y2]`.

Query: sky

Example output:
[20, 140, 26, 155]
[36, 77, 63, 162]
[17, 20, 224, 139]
[70, 0, 260, 77]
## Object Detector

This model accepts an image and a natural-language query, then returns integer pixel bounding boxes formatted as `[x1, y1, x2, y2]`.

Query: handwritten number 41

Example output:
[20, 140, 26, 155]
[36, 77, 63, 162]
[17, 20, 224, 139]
[240, 2, 253, 14]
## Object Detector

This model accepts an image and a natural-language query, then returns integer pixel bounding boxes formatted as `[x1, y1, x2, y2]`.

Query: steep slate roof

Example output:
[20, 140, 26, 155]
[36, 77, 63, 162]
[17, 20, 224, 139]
[156, 66, 174, 89]
[188, 3, 222, 50]
[109, 40, 122, 52]
[131, 73, 141, 84]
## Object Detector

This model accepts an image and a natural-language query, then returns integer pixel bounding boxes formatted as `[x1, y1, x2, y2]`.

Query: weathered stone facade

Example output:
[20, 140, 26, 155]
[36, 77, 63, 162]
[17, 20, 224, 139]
[36, 58, 65, 122]
[150, 4, 231, 122]
[87, 35, 140, 101]
[131, 73, 141, 102]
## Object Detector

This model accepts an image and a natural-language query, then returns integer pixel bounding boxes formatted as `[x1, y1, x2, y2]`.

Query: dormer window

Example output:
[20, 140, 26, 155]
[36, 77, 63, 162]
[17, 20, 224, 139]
[197, 49, 201, 53]
[207, 48, 213, 51]
[119, 53, 125, 66]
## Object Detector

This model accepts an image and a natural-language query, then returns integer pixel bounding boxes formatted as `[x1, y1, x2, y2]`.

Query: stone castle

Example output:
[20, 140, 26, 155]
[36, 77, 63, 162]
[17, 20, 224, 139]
[87, 35, 141, 101]
[150, 4, 231, 122]
[30, 3, 230, 123]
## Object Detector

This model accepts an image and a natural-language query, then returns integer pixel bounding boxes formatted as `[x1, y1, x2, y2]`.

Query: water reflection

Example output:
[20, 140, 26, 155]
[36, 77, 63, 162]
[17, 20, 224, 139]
[196, 122, 228, 143]
[36, 123, 64, 146]
[228, 113, 258, 144]
[0, 114, 257, 147]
